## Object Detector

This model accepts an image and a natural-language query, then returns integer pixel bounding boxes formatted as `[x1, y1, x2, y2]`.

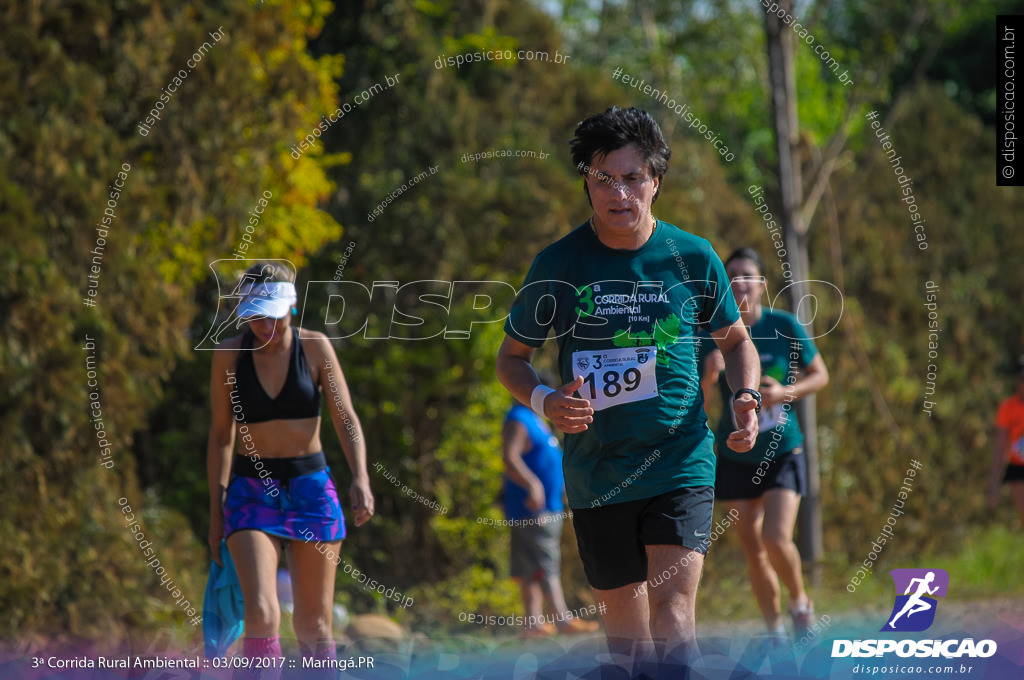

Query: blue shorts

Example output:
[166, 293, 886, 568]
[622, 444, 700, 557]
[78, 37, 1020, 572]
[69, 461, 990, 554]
[223, 452, 346, 542]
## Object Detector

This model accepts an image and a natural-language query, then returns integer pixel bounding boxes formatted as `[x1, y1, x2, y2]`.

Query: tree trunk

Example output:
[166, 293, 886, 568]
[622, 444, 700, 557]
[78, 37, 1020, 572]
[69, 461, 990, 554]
[763, 0, 823, 584]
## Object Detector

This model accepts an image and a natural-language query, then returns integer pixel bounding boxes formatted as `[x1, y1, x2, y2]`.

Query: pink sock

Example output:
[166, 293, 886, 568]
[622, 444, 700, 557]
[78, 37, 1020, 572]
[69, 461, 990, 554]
[242, 635, 282, 658]
[316, 640, 336, 661]
[236, 636, 282, 680]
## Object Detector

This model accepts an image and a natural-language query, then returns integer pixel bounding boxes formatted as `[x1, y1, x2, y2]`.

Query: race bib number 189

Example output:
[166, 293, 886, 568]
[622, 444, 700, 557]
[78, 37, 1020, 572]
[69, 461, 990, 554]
[571, 346, 659, 411]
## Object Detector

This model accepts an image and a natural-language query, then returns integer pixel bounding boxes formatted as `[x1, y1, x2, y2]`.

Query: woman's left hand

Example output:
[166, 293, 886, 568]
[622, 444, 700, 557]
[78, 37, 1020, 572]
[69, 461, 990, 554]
[759, 376, 788, 409]
[350, 477, 375, 526]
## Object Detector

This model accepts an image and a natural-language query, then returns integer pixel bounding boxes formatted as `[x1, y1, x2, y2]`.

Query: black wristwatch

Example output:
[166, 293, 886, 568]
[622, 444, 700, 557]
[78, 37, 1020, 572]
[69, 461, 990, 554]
[734, 388, 762, 414]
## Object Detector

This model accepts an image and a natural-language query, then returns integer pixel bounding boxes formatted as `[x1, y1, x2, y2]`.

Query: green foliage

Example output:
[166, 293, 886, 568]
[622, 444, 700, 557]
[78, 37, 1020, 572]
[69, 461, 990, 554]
[933, 524, 1024, 599]
[820, 82, 1024, 561]
[0, 0, 344, 639]
[711, 523, 1024, 624]
[412, 564, 522, 632]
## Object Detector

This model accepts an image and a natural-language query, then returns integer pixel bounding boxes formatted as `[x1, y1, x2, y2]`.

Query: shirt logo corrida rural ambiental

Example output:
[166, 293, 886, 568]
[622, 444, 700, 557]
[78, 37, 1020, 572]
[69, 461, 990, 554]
[575, 284, 690, 367]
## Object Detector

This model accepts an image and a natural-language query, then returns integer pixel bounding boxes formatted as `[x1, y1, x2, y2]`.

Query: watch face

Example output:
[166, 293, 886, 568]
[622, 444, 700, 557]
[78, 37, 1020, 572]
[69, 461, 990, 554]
[737, 388, 759, 401]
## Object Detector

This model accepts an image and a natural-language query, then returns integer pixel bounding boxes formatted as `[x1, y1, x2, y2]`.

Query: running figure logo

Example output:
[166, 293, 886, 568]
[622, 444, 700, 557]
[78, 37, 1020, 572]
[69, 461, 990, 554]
[881, 568, 949, 632]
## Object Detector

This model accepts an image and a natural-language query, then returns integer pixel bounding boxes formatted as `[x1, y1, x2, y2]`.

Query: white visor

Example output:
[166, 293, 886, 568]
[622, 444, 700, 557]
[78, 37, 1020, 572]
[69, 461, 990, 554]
[236, 282, 298, 319]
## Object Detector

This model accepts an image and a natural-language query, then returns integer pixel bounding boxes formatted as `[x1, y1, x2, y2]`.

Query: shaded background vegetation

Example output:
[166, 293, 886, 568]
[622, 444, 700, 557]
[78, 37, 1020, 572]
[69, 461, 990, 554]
[2, 0, 1022, 648]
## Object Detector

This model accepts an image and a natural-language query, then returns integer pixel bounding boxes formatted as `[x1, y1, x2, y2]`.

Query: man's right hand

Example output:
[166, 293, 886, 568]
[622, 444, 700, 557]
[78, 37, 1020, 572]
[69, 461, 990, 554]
[726, 393, 759, 452]
[543, 376, 594, 434]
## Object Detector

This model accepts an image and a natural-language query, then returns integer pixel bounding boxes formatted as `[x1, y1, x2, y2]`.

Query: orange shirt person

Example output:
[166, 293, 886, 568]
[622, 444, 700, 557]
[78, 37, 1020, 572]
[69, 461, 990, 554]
[987, 359, 1024, 524]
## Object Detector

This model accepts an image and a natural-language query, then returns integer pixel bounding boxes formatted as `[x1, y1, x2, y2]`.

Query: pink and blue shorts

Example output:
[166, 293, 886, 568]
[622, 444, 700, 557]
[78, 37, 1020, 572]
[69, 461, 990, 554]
[223, 451, 345, 542]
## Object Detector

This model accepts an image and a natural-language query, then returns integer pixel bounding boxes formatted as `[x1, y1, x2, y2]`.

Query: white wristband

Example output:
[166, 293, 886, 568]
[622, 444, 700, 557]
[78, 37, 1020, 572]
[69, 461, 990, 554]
[530, 385, 556, 418]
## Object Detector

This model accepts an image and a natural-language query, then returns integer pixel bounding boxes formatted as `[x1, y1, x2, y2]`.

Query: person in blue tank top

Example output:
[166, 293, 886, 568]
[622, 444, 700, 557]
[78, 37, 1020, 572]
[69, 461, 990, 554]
[503, 403, 564, 526]
[700, 247, 829, 640]
[501, 376, 600, 637]
[497, 106, 762, 672]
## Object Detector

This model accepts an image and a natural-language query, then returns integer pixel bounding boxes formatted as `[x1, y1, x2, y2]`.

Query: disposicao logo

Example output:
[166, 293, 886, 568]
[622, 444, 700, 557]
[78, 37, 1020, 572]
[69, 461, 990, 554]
[881, 568, 948, 632]
[832, 567, 997, 659]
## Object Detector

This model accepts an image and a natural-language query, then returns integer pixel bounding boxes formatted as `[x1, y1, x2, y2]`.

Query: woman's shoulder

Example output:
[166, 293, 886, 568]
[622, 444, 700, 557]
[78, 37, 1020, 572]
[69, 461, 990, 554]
[297, 327, 328, 342]
[295, 327, 334, 366]
[209, 333, 244, 376]
[297, 327, 331, 352]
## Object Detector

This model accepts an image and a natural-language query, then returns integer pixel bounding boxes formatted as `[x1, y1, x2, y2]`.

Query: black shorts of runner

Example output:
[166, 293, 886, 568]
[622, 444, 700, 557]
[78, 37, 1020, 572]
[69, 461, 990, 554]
[1004, 464, 1024, 483]
[714, 448, 806, 501]
[571, 485, 714, 591]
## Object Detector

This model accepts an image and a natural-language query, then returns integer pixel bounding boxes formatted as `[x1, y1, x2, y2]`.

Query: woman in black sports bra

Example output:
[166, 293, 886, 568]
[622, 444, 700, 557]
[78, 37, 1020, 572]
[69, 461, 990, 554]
[207, 261, 373, 673]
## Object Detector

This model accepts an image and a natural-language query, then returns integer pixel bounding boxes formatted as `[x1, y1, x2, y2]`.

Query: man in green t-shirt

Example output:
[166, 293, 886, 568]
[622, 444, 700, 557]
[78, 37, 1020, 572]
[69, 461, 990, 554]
[496, 106, 761, 671]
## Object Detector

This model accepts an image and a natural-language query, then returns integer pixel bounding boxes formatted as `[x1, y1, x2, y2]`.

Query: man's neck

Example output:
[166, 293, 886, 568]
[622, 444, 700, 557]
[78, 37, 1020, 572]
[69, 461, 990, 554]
[591, 214, 656, 251]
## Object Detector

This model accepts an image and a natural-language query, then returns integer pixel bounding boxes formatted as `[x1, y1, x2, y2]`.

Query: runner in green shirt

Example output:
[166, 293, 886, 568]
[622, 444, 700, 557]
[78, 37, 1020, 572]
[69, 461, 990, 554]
[701, 247, 829, 640]
[497, 106, 761, 672]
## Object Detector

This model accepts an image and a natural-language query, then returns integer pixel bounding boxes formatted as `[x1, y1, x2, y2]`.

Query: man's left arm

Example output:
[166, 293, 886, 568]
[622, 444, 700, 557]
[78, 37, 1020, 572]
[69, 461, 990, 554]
[710, 320, 760, 452]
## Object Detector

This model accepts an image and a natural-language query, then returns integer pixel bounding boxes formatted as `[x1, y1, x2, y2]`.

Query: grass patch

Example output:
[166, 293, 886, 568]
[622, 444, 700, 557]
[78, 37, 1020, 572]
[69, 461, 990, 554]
[696, 523, 1024, 625]
[915, 523, 1024, 599]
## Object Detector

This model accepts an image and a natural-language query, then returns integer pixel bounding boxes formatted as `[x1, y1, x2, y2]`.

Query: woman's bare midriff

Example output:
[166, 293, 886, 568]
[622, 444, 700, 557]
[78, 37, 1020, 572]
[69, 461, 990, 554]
[234, 415, 322, 459]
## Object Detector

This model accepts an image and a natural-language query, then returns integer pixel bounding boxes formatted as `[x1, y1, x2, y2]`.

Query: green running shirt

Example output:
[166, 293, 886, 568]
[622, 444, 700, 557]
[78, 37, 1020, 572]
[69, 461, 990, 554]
[710, 308, 819, 463]
[505, 220, 740, 508]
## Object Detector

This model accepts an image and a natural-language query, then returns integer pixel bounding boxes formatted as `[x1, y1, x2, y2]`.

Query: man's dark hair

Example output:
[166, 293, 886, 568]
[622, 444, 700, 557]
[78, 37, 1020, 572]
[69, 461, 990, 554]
[570, 106, 671, 204]
[724, 247, 765, 276]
